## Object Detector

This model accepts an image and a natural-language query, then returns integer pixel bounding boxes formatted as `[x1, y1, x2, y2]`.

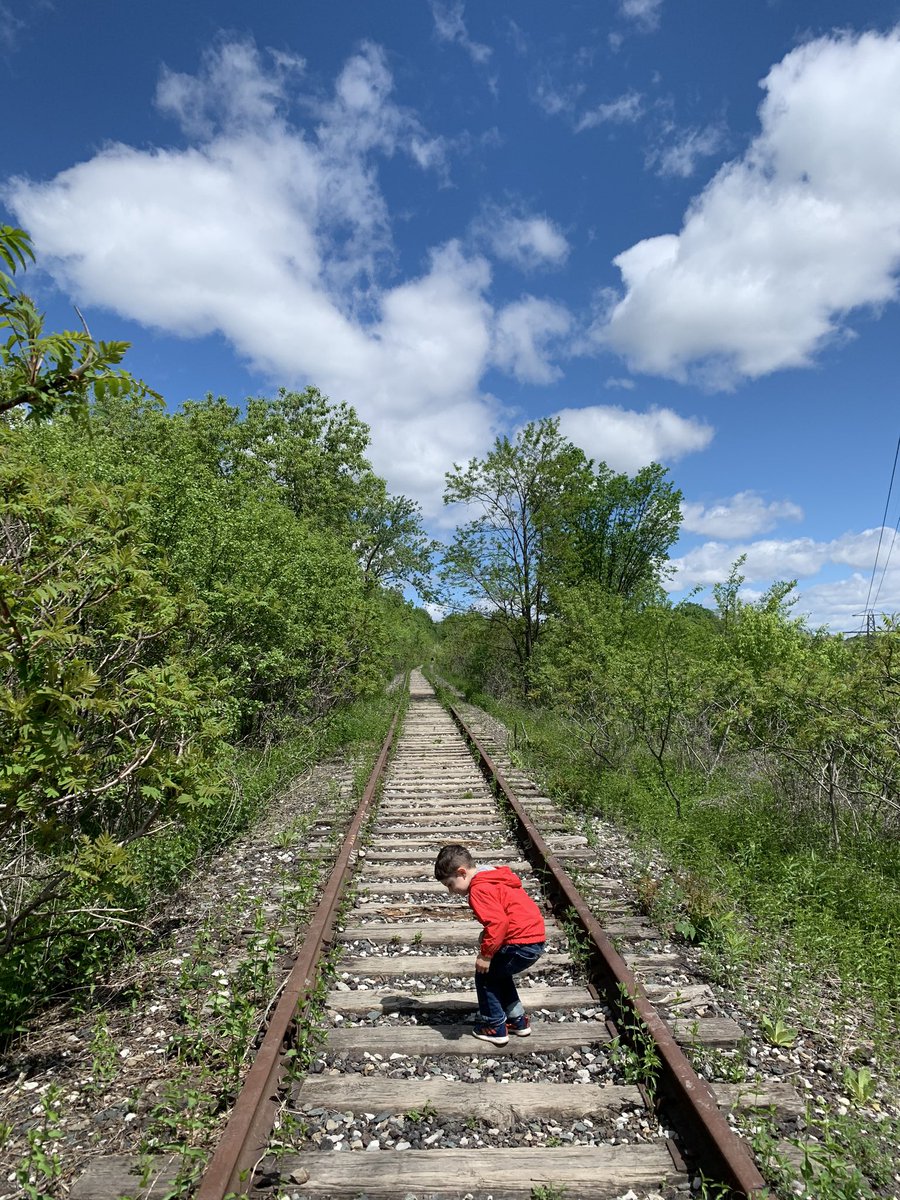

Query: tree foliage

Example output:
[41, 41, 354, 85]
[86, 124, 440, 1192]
[438, 544, 899, 843]
[0, 231, 435, 1030]
[0, 456, 229, 957]
[16, 386, 432, 739]
[354, 481, 438, 596]
[552, 461, 682, 599]
[1, 381, 434, 1027]
[442, 419, 583, 669]
[0, 225, 136, 421]
[441, 417, 682, 686]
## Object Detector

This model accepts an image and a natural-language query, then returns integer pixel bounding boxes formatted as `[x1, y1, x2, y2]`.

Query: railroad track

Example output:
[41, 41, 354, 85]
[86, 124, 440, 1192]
[72, 671, 802, 1199]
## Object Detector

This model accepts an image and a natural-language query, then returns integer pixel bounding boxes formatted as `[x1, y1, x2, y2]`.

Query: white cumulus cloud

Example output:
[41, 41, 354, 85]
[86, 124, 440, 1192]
[492, 296, 573, 384]
[553, 404, 713, 473]
[669, 526, 900, 629]
[599, 28, 900, 383]
[155, 38, 304, 139]
[668, 527, 891, 591]
[485, 212, 570, 271]
[4, 39, 517, 518]
[681, 491, 804, 539]
[799, 564, 900, 630]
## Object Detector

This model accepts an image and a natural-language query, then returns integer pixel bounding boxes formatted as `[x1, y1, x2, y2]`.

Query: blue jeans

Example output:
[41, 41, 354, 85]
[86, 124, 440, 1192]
[474, 942, 545, 1027]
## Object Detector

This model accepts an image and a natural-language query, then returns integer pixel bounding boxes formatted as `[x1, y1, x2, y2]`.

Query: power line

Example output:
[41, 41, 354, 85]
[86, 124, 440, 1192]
[863, 432, 900, 619]
[872, 491, 900, 612]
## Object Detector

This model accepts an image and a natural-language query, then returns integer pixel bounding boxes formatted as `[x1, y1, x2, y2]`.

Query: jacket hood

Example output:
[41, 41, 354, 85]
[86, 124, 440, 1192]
[471, 865, 522, 890]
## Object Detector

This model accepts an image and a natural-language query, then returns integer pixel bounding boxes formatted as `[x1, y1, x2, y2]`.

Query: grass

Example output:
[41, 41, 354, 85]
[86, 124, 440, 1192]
[465, 691, 900, 1024]
[748, 1107, 900, 1200]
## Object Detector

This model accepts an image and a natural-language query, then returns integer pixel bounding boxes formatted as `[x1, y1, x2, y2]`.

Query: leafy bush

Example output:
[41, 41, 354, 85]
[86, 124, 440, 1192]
[0, 453, 231, 1031]
[438, 576, 900, 1014]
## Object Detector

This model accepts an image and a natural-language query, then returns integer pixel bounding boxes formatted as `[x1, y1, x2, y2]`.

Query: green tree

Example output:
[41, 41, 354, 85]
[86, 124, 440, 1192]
[353, 479, 437, 596]
[534, 589, 714, 815]
[442, 418, 589, 674]
[712, 554, 747, 634]
[530, 585, 630, 767]
[709, 587, 900, 843]
[435, 610, 525, 699]
[442, 419, 683, 687]
[555, 461, 682, 600]
[0, 225, 136, 421]
[237, 388, 374, 534]
[0, 451, 229, 959]
[379, 592, 436, 675]
[18, 389, 392, 740]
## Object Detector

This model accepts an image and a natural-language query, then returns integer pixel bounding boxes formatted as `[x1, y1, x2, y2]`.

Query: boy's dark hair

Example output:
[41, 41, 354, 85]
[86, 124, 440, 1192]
[434, 843, 474, 880]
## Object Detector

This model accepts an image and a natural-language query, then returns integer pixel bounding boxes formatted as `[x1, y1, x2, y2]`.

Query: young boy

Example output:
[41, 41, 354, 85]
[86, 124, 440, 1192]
[434, 843, 545, 1045]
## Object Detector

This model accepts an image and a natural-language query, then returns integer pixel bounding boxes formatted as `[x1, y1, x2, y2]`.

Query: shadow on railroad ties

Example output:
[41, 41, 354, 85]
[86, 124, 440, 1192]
[369, 997, 481, 1038]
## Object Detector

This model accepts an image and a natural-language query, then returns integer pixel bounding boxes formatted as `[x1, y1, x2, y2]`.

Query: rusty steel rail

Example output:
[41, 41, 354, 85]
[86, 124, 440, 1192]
[195, 705, 402, 1200]
[446, 701, 769, 1200]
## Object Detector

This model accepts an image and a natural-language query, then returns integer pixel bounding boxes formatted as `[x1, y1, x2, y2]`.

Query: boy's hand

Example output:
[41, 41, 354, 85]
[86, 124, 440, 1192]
[475, 954, 492, 973]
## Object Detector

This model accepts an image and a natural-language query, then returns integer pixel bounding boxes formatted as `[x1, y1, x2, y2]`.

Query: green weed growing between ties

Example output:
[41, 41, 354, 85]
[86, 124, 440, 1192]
[405, 1100, 437, 1124]
[531, 1185, 568, 1200]
[13, 1085, 63, 1200]
[694, 1178, 730, 1200]
[608, 989, 663, 1101]
[687, 1044, 748, 1084]
[558, 910, 593, 970]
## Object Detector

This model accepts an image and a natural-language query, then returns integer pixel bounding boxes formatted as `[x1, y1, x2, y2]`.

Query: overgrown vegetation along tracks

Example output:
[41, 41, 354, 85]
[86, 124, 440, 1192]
[70, 672, 804, 1199]
[0, 698, 401, 1200]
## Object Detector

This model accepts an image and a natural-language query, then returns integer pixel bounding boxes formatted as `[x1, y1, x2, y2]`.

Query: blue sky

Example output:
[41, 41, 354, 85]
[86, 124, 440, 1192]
[3, 0, 900, 628]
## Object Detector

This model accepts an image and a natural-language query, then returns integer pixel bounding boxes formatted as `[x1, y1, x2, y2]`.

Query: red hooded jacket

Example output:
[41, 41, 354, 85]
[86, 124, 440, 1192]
[467, 865, 546, 958]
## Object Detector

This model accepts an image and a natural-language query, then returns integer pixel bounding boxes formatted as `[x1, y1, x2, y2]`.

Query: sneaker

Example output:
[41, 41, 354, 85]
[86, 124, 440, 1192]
[471, 1023, 508, 1045]
[507, 1014, 531, 1037]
